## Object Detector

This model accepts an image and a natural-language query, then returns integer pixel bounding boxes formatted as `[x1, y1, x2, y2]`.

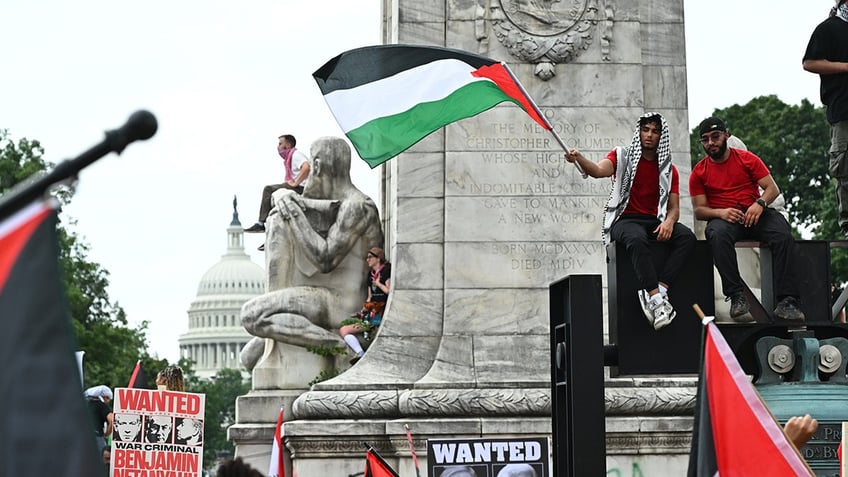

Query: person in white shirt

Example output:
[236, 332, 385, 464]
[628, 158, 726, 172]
[245, 134, 311, 234]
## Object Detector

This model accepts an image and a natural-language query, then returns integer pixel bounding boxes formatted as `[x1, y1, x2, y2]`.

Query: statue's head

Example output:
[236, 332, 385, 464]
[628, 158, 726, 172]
[311, 137, 350, 174]
[305, 137, 352, 197]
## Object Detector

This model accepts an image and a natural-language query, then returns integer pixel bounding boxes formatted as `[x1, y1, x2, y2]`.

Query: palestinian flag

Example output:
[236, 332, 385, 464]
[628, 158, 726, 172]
[269, 407, 285, 477]
[687, 318, 812, 476]
[0, 199, 103, 476]
[363, 446, 399, 477]
[313, 44, 551, 168]
[128, 359, 148, 388]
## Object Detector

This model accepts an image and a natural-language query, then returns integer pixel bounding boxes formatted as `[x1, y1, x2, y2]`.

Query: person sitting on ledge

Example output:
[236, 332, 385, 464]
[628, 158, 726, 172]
[690, 116, 805, 322]
[565, 112, 695, 330]
[340, 246, 391, 365]
[245, 134, 310, 234]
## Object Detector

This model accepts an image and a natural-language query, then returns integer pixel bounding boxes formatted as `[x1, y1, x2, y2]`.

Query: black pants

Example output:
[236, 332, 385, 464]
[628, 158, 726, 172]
[257, 183, 303, 222]
[705, 207, 799, 299]
[610, 214, 696, 292]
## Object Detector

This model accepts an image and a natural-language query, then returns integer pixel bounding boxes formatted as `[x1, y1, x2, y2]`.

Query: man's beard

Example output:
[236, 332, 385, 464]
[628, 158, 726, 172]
[706, 141, 727, 160]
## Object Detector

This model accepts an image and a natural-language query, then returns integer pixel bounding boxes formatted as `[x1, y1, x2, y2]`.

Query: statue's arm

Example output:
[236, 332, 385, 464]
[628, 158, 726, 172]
[283, 197, 381, 272]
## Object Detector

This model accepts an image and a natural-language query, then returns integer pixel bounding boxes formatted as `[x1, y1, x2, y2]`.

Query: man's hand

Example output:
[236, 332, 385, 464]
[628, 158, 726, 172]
[654, 219, 674, 241]
[564, 149, 586, 164]
[718, 207, 744, 224]
[784, 414, 818, 449]
[743, 202, 764, 227]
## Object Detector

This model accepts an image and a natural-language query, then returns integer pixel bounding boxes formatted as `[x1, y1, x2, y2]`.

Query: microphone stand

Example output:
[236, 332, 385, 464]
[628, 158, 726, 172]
[0, 110, 158, 221]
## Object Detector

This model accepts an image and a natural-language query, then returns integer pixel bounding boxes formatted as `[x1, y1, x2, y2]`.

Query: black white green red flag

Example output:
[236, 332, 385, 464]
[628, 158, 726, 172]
[687, 316, 812, 476]
[313, 44, 552, 168]
[0, 199, 103, 476]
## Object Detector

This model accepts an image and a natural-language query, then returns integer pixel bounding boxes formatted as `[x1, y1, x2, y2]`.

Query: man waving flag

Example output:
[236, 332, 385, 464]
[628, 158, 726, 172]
[313, 44, 564, 168]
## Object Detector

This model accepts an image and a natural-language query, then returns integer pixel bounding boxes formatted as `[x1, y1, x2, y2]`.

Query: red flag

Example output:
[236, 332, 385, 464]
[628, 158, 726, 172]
[0, 199, 102, 475]
[127, 360, 147, 388]
[269, 407, 285, 477]
[364, 447, 399, 477]
[688, 318, 812, 475]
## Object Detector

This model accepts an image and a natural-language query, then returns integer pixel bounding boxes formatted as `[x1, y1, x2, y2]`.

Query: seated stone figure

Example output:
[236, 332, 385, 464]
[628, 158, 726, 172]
[240, 137, 384, 371]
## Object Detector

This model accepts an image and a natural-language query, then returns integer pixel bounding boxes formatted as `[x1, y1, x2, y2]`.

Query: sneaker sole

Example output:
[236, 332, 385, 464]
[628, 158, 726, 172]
[653, 310, 676, 330]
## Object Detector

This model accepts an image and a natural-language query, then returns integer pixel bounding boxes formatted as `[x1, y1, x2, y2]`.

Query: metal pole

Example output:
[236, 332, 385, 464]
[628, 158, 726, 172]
[0, 110, 158, 221]
[500, 62, 587, 178]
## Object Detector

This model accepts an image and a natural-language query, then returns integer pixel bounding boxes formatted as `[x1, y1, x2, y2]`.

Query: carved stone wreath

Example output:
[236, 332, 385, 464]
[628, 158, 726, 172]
[487, 0, 613, 80]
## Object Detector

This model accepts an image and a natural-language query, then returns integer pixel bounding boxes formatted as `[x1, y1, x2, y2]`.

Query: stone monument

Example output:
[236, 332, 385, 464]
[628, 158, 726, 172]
[231, 1, 697, 475]
[232, 137, 383, 474]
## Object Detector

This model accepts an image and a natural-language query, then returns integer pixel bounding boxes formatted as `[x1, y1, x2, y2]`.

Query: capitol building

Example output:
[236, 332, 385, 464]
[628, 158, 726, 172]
[178, 197, 265, 378]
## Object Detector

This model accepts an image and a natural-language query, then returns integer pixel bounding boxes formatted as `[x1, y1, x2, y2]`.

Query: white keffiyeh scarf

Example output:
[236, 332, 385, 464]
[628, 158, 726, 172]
[602, 112, 672, 244]
[831, 1, 848, 21]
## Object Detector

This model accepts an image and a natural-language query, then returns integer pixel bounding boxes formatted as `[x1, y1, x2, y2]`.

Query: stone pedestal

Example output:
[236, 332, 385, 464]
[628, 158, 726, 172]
[233, 0, 698, 474]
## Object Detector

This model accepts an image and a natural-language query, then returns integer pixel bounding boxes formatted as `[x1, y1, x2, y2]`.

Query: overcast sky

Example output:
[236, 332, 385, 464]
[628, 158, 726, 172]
[0, 0, 833, 363]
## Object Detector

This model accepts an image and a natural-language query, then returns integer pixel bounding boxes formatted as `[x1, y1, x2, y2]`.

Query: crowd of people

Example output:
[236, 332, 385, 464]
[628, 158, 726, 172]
[91, 3, 848, 468]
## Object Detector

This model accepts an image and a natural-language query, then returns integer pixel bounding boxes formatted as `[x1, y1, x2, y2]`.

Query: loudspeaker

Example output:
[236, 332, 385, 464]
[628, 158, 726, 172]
[607, 241, 715, 376]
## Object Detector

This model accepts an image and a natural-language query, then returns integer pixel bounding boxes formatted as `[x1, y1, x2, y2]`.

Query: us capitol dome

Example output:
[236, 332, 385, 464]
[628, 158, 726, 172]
[178, 196, 265, 378]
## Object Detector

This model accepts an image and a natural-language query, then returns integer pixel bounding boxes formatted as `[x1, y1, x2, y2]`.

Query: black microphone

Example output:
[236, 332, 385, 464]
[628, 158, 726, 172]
[0, 110, 159, 221]
[104, 109, 159, 154]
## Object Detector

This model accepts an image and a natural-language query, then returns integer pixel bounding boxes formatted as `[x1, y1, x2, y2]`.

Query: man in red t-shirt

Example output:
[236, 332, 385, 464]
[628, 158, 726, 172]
[690, 116, 804, 321]
[565, 112, 695, 330]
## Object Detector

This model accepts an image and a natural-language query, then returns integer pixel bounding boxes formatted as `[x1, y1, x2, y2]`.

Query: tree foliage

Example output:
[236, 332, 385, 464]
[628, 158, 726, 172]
[688, 95, 848, 283]
[3, 129, 250, 466]
[184, 368, 251, 467]
[0, 128, 159, 388]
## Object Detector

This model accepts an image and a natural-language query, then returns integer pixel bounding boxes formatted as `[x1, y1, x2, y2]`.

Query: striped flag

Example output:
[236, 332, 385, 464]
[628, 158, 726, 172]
[313, 44, 551, 168]
[364, 446, 399, 477]
[127, 359, 148, 388]
[688, 318, 812, 475]
[0, 199, 103, 476]
[269, 407, 285, 477]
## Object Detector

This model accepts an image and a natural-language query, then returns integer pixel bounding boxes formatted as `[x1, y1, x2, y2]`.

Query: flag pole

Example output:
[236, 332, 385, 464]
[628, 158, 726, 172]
[500, 62, 588, 179]
[404, 424, 422, 477]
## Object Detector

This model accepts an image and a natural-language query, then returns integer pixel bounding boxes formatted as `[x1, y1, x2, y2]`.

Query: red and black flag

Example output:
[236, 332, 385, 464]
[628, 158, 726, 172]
[687, 316, 812, 476]
[0, 199, 103, 476]
[127, 359, 148, 388]
[363, 443, 400, 477]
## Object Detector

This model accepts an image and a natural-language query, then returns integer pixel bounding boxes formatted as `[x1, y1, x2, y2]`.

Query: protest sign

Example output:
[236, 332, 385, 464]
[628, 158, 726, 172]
[110, 388, 206, 477]
[427, 436, 550, 477]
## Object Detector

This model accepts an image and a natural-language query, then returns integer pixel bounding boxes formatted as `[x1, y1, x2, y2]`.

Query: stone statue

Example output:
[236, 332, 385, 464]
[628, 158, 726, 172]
[240, 136, 383, 371]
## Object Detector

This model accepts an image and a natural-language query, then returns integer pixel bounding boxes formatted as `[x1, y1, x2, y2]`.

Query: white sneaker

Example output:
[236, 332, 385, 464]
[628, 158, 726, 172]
[637, 290, 654, 325]
[651, 293, 677, 330]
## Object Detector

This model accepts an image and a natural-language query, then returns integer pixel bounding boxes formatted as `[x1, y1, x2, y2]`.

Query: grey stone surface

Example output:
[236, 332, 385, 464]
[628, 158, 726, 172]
[234, 1, 700, 473]
[239, 137, 384, 387]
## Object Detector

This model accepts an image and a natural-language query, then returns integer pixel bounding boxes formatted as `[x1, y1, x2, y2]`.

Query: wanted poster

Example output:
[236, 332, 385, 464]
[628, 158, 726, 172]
[427, 437, 550, 477]
[110, 388, 206, 477]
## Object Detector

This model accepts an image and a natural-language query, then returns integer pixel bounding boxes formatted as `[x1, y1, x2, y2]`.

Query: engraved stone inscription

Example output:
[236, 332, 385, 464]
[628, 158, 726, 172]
[789, 420, 842, 475]
[446, 241, 606, 288]
[446, 196, 603, 242]
[464, 121, 626, 152]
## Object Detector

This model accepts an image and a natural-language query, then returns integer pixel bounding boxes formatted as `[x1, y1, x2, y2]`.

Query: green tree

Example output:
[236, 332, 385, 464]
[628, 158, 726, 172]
[0, 128, 159, 388]
[688, 96, 848, 283]
[185, 368, 251, 466]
